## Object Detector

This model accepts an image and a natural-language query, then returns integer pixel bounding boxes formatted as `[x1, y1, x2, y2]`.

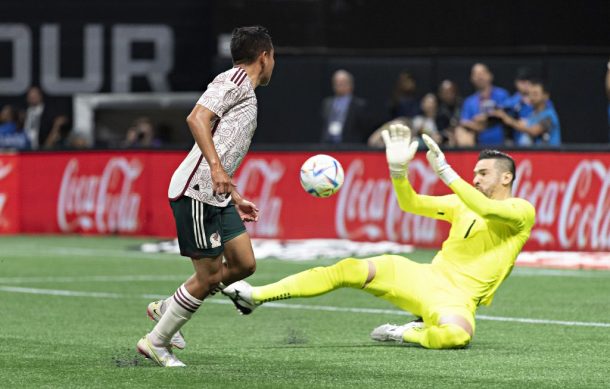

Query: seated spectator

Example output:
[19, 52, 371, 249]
[22, 86, 70, 149]
[123, 117, 163, 148]
[436, 80, 462, 146]
[389, 70, 419, 120]
[455, 63, 509, 146]
[0, 105, 29, 150]
[321, 69, 369, 144]
[411, 93, 443, 145]
[490, 80, 561, 146]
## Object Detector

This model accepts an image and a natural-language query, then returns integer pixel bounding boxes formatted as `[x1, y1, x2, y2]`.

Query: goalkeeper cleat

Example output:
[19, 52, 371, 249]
[146, 300, 186, 350]
[136, 335, 186, 367]
[221, 280, 259, 315]
[370, 320, 425, 343]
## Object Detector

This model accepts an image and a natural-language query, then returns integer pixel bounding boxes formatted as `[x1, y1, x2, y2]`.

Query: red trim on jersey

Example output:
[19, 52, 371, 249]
[169, 120, 221, 201]
[230, 69, 242, 82]
[236, 71, 248, 86]
[231, 68, 246, 85]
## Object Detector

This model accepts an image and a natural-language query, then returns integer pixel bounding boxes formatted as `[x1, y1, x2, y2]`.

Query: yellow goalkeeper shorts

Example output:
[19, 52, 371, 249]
[363, 254, 476, 332]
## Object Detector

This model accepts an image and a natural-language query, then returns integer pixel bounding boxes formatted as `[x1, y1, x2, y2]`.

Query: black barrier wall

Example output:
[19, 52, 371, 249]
[1, 0, 609, 145]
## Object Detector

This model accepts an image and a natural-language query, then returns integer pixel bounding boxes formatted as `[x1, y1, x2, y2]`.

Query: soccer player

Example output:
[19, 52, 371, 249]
[136, 26, 275, 367]
[223, 124, 535, 349]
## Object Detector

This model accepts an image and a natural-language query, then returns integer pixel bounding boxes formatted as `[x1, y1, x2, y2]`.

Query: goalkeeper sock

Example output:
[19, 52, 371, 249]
[149, 284, 202, 347]
[402, 323, 471, 349]
[251, 258, 369, 303]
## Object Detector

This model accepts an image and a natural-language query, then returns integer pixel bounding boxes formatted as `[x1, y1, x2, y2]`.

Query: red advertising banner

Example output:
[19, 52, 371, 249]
[0, 153, 19, 233]
[1, 150, 609, 252]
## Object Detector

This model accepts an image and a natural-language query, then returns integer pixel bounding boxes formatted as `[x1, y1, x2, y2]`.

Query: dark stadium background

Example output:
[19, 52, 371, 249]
[1, 0, 609, 145]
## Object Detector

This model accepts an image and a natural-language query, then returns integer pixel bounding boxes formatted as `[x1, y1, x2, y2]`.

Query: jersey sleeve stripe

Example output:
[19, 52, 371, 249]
[231, 68, 243, 82]
[236, 71, 248, 86]
[230, 67, 243, 81]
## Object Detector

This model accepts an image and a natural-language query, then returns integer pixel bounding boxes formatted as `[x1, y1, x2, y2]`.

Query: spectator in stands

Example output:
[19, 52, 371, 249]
[123, 117, 162, 148]
[491, 80, 561, 146]
[411, 93, 443, 145]
[389, 70, 419, 119]
[321, 69, 369, 144]
[23, 86, 70, 149]
[436, 80, 462, 146]
[0, 105, 29, 150]
[455, 63, 509, 146]
[503, 67, 534, 119]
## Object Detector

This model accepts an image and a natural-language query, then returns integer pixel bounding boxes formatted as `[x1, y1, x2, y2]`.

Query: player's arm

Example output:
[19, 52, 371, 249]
[391, 178, 456, 221]
[186, 104, 232, 196]
[422, 135, 533, 229]
[381, 124, 455, 222]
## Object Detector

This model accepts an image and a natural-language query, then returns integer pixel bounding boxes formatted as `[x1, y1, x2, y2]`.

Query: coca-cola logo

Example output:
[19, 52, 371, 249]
[234, 158, 284, 237]
[514, 159, 610, 250]
[336, 159, 440, 243]
[57, 158, 143, 233]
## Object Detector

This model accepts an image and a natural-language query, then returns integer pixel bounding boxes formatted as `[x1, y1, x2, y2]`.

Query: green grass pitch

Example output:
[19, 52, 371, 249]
[1, 236, 609, 388]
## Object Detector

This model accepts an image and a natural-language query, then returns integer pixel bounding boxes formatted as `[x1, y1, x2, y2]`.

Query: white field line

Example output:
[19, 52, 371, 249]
[0, 247, 182, 261]
[1, 285, 609, 329]
[0, 275, 187, 284]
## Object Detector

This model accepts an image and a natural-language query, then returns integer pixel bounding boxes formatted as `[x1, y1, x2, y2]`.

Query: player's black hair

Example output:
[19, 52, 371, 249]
[230, 26, 273, 65]
[478, 150, 516, 184]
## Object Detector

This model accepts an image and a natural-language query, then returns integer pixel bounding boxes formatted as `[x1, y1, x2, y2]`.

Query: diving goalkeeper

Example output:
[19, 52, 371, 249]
[223, 124, 535, 349]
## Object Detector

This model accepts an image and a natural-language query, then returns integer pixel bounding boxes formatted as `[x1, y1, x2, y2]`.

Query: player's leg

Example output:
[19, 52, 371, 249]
[401, 313, 473, 349]
[138, 197, 224, 366]
[222, 256, 377, 314]
[138, 255, 223, 366]
[372, 295, 475, 350]
[150, 257, 224, 335]
[219, 204, 256, 285]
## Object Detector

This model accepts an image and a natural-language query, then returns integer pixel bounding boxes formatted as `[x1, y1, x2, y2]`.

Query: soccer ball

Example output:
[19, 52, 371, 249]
[300, 154, 344, 198]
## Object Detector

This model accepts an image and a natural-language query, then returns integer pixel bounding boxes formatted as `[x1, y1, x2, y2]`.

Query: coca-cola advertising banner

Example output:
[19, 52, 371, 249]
[1, 150, 609, 251]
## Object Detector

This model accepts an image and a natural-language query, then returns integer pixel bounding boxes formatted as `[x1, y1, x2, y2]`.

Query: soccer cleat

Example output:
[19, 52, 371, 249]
[221, 280, 259, 315]
[370, 320, 425, 343]
[146, 300, 186, 349]
[136, 335, 186, 367]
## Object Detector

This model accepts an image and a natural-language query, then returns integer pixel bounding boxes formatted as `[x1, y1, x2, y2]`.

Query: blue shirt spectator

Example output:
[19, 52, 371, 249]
[503, 92, 533, 119]
[491, 80, 561, 146]
[0, 105, 29, 150]
[518, 104, 561, 146]
[461, 86, 509, 145]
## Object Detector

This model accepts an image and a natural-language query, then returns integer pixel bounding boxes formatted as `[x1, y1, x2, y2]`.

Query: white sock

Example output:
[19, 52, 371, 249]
[149, 284, 202, 347]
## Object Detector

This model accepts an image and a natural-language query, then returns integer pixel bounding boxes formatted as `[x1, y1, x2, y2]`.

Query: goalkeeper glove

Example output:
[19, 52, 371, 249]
[381, 124, 419, 179]
[421, 134, 459, 185]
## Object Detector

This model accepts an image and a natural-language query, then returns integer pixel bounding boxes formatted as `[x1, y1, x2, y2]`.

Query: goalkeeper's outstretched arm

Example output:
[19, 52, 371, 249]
[382, 124, 457, 222]
[422, 134, 534, 230]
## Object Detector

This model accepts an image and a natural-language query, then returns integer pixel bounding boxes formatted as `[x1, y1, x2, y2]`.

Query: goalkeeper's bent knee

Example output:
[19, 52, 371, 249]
[331, 258, 369, 288]
[405, 323, 471, 349]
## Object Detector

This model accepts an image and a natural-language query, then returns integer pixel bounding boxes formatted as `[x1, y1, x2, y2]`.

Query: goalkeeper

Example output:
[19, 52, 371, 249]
[223, 124, 535, 349]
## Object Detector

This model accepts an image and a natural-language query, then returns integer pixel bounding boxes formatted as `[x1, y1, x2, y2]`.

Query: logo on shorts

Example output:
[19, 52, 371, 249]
[210, 232, 221, 248]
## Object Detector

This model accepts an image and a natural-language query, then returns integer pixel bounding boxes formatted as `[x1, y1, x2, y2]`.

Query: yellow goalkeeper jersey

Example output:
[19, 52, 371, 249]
[392, 177, 536, 306]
